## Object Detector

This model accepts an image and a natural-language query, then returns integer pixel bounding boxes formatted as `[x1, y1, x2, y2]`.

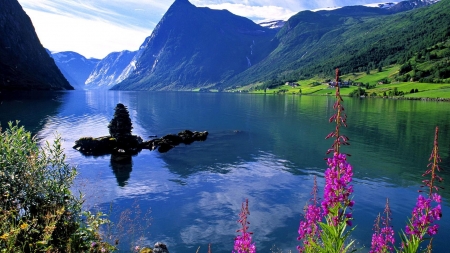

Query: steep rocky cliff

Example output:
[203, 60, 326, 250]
[0, 0, 73, 90]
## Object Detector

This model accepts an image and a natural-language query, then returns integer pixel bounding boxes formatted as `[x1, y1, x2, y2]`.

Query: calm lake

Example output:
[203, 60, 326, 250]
[0, 91, 449, 253]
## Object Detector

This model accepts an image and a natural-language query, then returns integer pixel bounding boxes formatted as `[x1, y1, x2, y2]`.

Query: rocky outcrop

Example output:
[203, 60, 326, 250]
[141, 130, 209, 153]
[0, 0, 73, 90]
[73, 135, 143, 156]
[73, 130, 208, 155]
[73, 103, 208, 155]
[152, 242, 169, 253]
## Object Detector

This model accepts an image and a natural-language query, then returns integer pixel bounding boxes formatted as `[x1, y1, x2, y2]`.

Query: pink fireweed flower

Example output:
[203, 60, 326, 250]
[321, 152, 354, 225]
[233, 232, 256, 253]
[297, 204, 322, 252]
[370, 199, 395, 253]
[405, 126, 444, 241]
[405, 194, 442, 239]
[233, 199, 256, 253]
[297, 176, 322, 253]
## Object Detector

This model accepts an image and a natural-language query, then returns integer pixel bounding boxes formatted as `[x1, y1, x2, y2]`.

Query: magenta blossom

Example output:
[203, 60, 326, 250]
[297, 204, 322, 252]
[405, 194, 442, 239]
[233, 232, 256, 253]
[321, 152, 354, 226]
[233, 199, 256, 253]
[370, 199, 395, 253]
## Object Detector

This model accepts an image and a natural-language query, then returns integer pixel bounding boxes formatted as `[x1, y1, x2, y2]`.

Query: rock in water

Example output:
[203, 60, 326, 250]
[74, 104, 207, 155]
[153, 242, 169, 253]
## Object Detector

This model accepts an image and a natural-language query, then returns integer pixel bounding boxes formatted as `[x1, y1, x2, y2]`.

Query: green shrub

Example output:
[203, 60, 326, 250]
[0, 122, 114, 252]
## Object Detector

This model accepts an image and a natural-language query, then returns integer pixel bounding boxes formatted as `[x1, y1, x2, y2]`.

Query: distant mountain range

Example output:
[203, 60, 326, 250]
[49, 51, 99, 90]
[48, 0, 448, 91]
[0, 0, 72, 91]
[84, 50, 137, 89]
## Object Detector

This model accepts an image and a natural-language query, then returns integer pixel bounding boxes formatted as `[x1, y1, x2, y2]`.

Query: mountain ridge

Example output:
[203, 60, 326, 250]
[50, 51, 100, 90]
[0, 0, 73, 90]
[221, 0, 449, 88]
[112, 0, 277, 90]
[112, 0, 446, 90]
[85, 50, 137, 89]
[33, 0, 446, 91]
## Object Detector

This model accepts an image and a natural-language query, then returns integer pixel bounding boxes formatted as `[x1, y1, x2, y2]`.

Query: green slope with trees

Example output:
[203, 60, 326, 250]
[221, 0, 450, 89]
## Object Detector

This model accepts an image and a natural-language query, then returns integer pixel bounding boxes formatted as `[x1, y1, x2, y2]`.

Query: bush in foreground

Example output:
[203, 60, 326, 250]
[0, 121, 114, 252]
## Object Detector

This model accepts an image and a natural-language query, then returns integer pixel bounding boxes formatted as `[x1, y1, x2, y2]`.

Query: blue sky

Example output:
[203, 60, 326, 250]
[18, 0, 389, 59]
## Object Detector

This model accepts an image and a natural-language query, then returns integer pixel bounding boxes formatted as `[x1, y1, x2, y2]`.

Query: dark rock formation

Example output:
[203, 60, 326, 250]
[153, 242, 169, 253]
[73, 103, 208, 155]
[141, 130, 209, 153]
[73, 135, 143, 156]
[0, 0, 73, 90]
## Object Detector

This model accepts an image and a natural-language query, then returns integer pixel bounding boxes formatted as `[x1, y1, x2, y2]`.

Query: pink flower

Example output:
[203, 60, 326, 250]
[405, 194, 442, 239]
[233, 199, 256, 253]
[370, 199, 395, 253]
[321, 153, 354, 226]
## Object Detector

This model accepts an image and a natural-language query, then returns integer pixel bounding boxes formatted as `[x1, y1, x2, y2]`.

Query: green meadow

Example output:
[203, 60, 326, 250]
[242, 65, 450, 99]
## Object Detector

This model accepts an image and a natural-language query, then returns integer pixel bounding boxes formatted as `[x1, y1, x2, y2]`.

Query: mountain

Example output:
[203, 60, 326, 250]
[222, 0, 449, 88]
[85, 50, 136, 90]
[113, 0, 277, 90]
[104, 0, 445, 91]
[0, 0, 72, 91]
[50, 51, 100, 90]
[387, 0, 440, 12]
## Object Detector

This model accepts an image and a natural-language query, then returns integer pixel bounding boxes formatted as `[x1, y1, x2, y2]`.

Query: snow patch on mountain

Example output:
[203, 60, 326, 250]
[84, 50, 137, 89]
[258, 20, 286, 29]
[364, 2, 398, 8]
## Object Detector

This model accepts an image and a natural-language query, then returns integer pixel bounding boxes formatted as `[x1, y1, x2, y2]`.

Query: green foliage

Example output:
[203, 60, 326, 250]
[396, 39, 450, 83]
[348, 87, 367, 97]
[0, 122, 114, 252]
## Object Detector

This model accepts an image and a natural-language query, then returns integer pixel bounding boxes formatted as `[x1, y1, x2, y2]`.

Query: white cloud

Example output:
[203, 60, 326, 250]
[23, 8, 152, 59]
[197, 3, 297, 22]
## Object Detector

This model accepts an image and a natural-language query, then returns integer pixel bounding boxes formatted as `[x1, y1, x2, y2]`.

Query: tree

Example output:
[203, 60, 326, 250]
[108, 103, 133, 141]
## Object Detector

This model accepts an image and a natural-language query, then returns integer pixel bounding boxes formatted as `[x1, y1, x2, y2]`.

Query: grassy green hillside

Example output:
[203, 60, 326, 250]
[234, 64, 450, 99]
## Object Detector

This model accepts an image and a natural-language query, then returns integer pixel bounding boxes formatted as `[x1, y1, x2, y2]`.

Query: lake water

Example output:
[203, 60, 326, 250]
[0, 91, 449, 253]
